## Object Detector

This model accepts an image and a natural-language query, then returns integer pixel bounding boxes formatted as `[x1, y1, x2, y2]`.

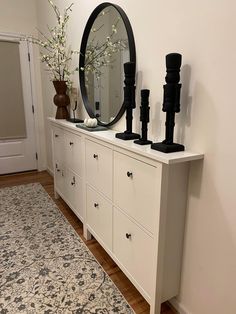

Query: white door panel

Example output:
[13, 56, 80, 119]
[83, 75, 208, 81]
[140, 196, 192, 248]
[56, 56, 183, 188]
[0, 140, 25, 157]
[0, 37, 37, 174]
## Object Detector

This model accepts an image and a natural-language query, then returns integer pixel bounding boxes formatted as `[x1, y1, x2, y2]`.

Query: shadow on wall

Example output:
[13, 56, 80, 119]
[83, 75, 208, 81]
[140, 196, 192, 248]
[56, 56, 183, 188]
[173, 81, 236, 313]
[151, 99, 162, 142]
[189, 158, 204, 199]
[177, 154, 236, 314]
[185, 77, 219, 200]
[176, 64, 193, 146]
[136, 70, 162, 141]
[134, 70, 143, 133]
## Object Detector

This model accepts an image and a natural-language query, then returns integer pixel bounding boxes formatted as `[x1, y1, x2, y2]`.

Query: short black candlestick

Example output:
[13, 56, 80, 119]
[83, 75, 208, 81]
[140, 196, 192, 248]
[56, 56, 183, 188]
[95, 101, 100, 118]
[134, 89, 152, 145]
[151, 53, 185, 153]
[115, 62, 140, 140]
[67, 101, 84, 123]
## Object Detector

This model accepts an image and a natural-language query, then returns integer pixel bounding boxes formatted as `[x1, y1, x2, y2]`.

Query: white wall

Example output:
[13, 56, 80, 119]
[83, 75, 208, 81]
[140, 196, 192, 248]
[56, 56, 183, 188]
[0, 0, 47, 170]
[36, 1, 236, 313]
[0, 0, 37, 35]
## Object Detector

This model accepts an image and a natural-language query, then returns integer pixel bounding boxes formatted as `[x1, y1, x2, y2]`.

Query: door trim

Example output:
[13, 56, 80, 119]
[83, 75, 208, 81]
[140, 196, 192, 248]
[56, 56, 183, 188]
[28, 40, 46, 171]
[0, 32, 47, 172]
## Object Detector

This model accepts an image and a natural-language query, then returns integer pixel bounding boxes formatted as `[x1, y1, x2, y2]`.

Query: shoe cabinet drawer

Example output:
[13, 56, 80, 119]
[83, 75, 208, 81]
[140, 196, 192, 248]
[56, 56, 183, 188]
[85, 139, 112, 199]
[87, 185, 112, 250]
[54, 160, 64, 195]
[114, 151, 161, 234]
[53, 127, 65, 163]
[64, 169, 83, 221]
[113, 207, 154, 298]
[64, 131, 82, 176]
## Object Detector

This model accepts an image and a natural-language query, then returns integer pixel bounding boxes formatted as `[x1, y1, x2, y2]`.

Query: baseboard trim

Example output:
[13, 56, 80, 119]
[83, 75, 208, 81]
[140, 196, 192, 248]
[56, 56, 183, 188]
[169, 297, 191, 314]
[47, 167, 54, 177]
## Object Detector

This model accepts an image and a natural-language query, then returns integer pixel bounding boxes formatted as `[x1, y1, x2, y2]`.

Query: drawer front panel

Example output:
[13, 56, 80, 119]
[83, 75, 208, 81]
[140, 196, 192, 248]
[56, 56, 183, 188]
[87, 185, 112, 250]
[64, 131, 82, 176]
[65, 169, 83, 221]
[54, 161, 64, 195]
[113, 207, 154, 297]
[85, 140, 112, 199]
[114, 151, 161, 233]
[53, 127, 65, 163]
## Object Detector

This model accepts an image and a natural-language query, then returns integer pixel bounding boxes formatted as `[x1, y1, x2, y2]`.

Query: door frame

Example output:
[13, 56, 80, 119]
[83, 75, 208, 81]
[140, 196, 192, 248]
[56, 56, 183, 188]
[0, 31, 46, 172]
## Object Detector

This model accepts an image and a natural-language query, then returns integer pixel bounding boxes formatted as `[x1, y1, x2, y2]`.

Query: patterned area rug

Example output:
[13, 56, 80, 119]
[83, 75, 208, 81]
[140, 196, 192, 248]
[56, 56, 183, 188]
[0, 183, 133, 314]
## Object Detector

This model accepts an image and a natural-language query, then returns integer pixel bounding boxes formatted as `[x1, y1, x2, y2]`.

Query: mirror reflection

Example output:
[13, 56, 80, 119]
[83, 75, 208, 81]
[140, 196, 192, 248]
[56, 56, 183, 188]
[82, 6, 129, 124]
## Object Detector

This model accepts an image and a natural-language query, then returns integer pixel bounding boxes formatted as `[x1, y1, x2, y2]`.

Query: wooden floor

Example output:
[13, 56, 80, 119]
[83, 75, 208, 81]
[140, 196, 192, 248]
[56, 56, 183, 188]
[0, 171, 177, 314]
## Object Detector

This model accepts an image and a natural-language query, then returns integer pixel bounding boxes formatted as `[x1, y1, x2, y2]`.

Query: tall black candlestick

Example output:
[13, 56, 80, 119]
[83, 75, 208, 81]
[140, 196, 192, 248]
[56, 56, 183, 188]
[134, 89, 152, 145]
[151, 53, 185, 153]
[115, 62, 140, 140]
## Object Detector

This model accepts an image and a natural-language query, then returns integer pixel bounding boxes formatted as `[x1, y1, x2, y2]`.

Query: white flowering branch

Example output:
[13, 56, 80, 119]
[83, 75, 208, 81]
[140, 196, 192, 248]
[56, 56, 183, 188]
[28, 0, 78, 89]
[80, 15, 128, 82]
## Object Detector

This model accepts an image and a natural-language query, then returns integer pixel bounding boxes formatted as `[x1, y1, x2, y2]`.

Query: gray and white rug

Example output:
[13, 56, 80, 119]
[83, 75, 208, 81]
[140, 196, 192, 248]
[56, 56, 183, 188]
[0, 183, 133, 314]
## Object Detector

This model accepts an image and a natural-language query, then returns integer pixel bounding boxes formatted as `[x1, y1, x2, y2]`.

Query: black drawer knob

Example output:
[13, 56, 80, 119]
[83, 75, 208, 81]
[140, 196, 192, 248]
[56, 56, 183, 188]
[94, 203, 99, 208]
[69, 142, 74, 146]
[93, 154, 98, 159]
[127, 171, 133, 178]
[126, 233, 132, 239]
[55, 134, 59, 138]
[56, 169, 60, 172]
[71, 176, 76, 185]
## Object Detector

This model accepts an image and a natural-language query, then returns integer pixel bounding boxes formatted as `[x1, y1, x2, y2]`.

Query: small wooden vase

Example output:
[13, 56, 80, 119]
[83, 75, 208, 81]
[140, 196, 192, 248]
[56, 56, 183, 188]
[53, 81, 70, 119]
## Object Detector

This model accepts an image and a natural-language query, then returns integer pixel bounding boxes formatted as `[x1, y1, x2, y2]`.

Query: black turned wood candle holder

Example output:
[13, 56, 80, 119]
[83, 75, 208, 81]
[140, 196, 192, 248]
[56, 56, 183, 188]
[134, 89, 152, 145]
[67, 101, 84, 123]
[151, 53, 185, 153]
[115, 62, 140, 140]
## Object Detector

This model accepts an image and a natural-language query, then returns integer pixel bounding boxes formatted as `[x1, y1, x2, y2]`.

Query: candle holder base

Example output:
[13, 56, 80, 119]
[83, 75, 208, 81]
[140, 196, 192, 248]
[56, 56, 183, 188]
[151, 142, 185, 153]
[116, 132, 140, 141]
[134, 139, 152, 145]
[67, 118, 84, 123]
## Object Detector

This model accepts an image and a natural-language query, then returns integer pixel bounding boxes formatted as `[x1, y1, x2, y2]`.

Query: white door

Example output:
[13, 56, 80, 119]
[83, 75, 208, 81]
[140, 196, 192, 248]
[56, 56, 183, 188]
[0, 37, 37, 175]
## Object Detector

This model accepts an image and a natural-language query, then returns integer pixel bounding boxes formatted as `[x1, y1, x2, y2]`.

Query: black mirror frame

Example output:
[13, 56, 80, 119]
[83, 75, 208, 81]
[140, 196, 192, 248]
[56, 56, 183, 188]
[79, 2, 136, 127]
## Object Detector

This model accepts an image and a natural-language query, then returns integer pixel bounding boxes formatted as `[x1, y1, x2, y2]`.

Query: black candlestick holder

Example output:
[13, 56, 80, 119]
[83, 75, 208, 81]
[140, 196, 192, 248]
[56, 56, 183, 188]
[116, 62, 140, 141]
[151, 53, 185, 153]
[134, 89, 152, 145]
[67, 101, 84, 123]
[95, 101, 100, 118]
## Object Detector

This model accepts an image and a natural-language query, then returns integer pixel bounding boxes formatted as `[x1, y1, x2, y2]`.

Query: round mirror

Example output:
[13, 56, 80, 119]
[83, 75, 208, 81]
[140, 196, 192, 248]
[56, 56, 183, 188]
[79, 3, 136, 126]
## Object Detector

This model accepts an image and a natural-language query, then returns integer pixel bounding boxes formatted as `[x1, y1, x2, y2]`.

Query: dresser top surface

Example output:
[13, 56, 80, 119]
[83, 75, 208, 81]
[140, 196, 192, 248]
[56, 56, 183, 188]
[49, 118, 204, 165]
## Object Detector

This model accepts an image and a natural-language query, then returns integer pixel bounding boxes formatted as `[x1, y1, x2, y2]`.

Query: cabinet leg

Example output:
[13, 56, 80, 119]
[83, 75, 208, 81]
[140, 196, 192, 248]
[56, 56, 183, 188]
[54, 189, 60, 200]
[83, 226, 92, 240]
[150, 298, 161, 314]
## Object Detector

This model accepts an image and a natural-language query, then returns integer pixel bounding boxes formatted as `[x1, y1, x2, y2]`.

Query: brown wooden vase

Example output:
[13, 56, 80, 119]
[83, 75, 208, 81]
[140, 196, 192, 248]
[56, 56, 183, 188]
[53, 81, 70, 119]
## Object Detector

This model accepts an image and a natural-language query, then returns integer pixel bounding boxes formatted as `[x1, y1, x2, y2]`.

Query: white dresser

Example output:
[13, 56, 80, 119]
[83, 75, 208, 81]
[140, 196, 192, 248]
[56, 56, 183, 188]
[49, 118, 203, 314]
